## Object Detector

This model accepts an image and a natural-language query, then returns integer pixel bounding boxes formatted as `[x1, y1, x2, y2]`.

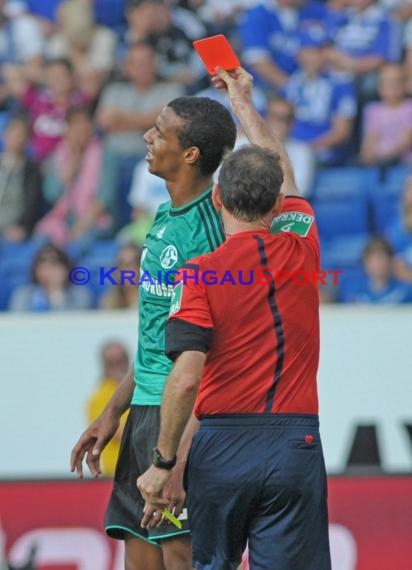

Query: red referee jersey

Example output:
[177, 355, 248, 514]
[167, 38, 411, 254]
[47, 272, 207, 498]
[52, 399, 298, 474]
[167, 197, 321, 417]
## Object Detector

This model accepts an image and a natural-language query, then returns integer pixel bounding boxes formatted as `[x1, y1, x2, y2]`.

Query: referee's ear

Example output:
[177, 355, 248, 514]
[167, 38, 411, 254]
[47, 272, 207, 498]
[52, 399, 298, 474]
[212, 184, 223, 212]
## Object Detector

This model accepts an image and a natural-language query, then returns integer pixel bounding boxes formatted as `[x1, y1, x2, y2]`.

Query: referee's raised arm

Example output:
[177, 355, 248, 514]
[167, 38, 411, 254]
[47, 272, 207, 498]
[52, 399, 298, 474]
[213, 66, 299, 198]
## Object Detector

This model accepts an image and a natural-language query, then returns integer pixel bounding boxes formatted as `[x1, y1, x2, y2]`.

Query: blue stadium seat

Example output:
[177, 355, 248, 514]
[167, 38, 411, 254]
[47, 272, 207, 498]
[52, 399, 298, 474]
[86, 240, 120, 260]
[313, 199, 370, 239]
[337, 265, 366, 285]
[79, 241, 120, 300]
[320, 233, 370, 269]
[0, 240, 42, 265]
[0, 240, 42, 310]
[118, 167, 134, 229]
[311, 167, 372, 241]
[366, 165, 410, 234]
[370, 193, 401, 236]
[366, 165, 410, 199]
[336, 266, 369, 303]
[318, 264, 366, 302]
[312, 166, 373, 201]
[0, 259, 31, 310]
[0, 240, 64, 310]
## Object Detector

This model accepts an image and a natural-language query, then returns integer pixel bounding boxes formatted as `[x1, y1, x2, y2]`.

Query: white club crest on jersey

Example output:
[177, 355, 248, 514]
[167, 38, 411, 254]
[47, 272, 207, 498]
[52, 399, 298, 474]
[160, 245, 178, 269]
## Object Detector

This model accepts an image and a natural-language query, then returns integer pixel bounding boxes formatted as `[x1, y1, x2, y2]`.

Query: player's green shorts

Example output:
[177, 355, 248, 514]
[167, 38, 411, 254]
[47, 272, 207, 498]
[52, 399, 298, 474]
[105, 405, 190, 544]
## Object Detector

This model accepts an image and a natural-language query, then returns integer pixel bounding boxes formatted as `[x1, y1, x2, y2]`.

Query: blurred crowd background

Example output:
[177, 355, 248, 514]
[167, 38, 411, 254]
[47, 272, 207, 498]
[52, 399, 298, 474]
[1, 0, 412, 310]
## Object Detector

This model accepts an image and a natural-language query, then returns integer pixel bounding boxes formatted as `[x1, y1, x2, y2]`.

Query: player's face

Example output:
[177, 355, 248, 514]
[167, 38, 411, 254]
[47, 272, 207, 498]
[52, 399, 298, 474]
[143, 106, 186, 180]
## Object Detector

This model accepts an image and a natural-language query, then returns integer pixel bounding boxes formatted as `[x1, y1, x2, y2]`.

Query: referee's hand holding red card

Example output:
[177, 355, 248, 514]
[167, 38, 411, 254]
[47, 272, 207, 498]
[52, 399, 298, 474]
[211, 66, 254, 114]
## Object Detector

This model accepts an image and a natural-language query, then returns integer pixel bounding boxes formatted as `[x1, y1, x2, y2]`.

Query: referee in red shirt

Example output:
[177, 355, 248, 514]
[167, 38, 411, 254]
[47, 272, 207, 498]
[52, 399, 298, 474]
[138, 67, 331, 570]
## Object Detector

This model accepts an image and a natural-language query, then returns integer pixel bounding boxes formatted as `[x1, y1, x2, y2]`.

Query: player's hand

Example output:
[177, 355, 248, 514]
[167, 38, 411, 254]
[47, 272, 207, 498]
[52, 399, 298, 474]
[211, 66, 253, 113]
[161, 463, 186, 518]
[140, 462, 186, 528]
[137, 465, 171, 527]
[141, 502, 163, 529]
[70, 412, 119, 478]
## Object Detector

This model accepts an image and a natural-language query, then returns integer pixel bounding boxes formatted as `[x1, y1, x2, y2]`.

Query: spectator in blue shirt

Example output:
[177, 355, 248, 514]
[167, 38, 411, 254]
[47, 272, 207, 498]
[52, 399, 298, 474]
[339, 236, 412, 303]
[325, 0, 350, 35]
[26, 0, 63, 22]
[325, 0, 401, 98]
[238, 0, 327, 91]
[8, 243, 94, 311]
[282, 26, 357, 164]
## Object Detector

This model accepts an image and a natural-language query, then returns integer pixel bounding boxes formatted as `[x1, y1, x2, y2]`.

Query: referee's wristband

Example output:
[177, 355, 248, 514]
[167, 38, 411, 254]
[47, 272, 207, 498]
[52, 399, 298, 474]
[151, 447, 177, 470]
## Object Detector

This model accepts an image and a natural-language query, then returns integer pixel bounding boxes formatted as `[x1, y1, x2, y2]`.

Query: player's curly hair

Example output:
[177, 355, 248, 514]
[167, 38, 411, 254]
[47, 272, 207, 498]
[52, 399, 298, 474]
[167, 97, 236, 177]
[218, 145, 284, 222]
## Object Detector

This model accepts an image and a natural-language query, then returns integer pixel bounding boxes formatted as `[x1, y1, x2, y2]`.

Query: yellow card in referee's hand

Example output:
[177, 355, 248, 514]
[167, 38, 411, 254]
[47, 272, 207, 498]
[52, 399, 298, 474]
[163, 508, 182, 529]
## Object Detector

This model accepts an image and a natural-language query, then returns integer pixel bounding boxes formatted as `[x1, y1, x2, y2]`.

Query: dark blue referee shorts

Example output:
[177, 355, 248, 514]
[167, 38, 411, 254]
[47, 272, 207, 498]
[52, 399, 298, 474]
[186, 414, 331, 570]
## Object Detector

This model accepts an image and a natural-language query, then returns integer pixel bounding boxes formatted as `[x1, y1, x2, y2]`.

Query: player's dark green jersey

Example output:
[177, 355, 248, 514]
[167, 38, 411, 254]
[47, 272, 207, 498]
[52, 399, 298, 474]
[132, 186, 225, 406]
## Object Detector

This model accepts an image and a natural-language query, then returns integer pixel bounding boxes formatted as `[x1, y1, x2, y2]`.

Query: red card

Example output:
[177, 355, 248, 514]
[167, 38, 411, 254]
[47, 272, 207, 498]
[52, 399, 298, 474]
[193, 34, 240, 75]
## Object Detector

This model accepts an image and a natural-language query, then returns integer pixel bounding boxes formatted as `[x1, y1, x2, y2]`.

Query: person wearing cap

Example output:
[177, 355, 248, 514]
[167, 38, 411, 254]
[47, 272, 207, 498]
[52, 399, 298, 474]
[281, 25, 357, 165]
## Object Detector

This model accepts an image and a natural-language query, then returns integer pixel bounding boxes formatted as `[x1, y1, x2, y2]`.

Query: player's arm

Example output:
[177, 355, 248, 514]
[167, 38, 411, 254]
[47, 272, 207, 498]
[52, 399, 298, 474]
[70, 368, 134, 478]
[138, 351, 206, 516]
[151, 411, 200, 522]
[137, 266, 212, 513]
[158, 351, 206, 462]
[213, 66, 298, 197]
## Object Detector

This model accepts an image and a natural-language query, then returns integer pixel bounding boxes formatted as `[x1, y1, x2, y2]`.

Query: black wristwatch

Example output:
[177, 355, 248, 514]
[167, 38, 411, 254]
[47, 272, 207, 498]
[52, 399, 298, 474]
[151, 447, 177, 470]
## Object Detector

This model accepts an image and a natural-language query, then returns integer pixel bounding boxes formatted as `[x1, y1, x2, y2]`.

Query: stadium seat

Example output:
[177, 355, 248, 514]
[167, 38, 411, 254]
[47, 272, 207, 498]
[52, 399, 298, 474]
[313, 199, 370, 239]
[366, 165, 411, 234]
[311, 167, 372, 242]
[370, 193, 401, 236]
[85, 240, 120, 260]
[0, 240, 43, 265]
[0, 259, 32, 310]
[321, 233, 370, 269]
[312, 166, 373, 201]
[335, 265, 366, 298]
[79, 241, 120, 300]
[118, 168, 134, 229]
[367, 164, 410, 199]
[0, 240, 43, 310]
